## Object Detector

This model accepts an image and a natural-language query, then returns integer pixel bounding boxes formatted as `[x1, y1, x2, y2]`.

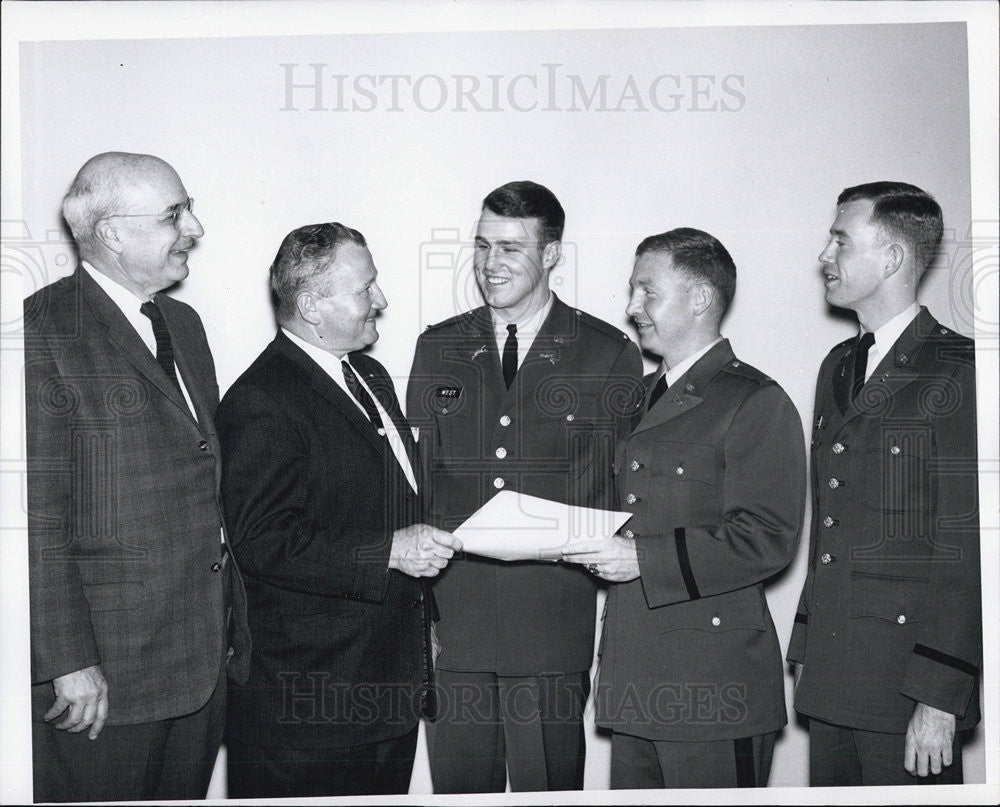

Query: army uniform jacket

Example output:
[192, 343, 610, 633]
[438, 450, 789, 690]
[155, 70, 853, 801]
[788, 308, 981, 734]
[597, 340, 806, 742]
[406, 295, 643, 675]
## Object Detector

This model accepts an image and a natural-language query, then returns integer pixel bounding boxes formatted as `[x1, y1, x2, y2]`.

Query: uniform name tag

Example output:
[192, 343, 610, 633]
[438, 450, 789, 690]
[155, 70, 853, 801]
[436, 386, 462, 399]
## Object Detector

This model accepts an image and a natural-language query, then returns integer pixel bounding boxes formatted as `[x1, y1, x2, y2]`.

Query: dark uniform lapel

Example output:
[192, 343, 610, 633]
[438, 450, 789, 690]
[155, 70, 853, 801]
[631, 340, 735, 437]
[467, 307, 508, 400]
[514, 296, 579, 397]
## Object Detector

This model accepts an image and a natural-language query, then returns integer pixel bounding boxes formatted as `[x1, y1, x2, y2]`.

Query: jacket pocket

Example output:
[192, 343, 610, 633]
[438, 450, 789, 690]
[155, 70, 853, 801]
[651, 441, 719, 486]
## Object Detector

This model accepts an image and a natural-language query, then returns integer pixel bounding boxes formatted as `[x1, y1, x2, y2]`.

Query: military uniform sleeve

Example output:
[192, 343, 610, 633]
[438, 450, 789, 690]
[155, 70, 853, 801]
[637, 384, 807, 608]
[217, 383, 391, 603]
[25, 324, 101, 684]
[898, 351, 981, 717]
[405, 332, 437, 522]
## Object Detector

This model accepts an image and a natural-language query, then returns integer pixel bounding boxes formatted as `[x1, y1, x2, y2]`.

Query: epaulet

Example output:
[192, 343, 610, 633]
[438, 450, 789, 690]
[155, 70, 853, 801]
[722, 358, 773, 385]
[830, 336, 855, 354]
[572, 307, 633, 344]
[422, 309, 478, 333]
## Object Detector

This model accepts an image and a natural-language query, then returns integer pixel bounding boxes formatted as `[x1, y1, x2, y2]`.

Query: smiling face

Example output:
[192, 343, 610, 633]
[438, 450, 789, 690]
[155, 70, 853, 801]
[473, 209, 557, 322]
[818, 198, 892, 314]
[109, 162, 204, 297]
[310, 242, 387, 355]
[626, 251, 697, 362]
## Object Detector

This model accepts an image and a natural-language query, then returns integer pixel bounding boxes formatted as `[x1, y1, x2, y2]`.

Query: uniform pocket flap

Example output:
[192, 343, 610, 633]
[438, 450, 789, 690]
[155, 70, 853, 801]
[657, 587, 767, 633]
[652, 441, 719, 485]
[849, 574, 927, 624]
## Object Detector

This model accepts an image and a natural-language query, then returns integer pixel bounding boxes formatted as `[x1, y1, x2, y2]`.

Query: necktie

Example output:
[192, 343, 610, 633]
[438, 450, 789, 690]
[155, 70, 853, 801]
[342, 360, 385, 432]
[502, 323, 518, 389]
[647, 373, 669, 411]
[852, 331, 875, 401]
[139, 300, 182, 394]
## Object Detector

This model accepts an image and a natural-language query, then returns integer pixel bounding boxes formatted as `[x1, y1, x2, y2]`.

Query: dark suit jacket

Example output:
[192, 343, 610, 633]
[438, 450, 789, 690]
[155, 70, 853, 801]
[24, 267, 248, 727]
[596, 340, 806, 742]
[217, 332, 432, 749]
[406, 295, 643, 676]
[789, 308, 981, 734]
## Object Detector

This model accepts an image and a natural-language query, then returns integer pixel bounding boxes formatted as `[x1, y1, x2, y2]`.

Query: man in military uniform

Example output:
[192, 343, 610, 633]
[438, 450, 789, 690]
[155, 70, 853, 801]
[788, 181, 981, 785]
[406, 181, 643, 792]
[563, 227, 806, 788]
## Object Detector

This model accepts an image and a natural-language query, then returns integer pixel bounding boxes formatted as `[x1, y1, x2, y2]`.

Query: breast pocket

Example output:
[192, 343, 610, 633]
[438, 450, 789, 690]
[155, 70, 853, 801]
[862, 433, 930, 513]
[651, 441, 720, 486]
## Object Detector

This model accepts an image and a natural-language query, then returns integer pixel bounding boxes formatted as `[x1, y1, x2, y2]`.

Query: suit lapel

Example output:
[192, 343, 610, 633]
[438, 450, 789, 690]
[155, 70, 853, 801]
[515, 296, 579, 397]
[352, 351, 420, 480]
[79, 269, 197, 423]
[158, 296, 214, 431]
[467, 307, 508, 400]
[630, 340, 735, 437]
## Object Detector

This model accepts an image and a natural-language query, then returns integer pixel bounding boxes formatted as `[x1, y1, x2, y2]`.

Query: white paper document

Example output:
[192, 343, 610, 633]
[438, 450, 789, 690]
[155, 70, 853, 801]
[454, 491, 633, 562]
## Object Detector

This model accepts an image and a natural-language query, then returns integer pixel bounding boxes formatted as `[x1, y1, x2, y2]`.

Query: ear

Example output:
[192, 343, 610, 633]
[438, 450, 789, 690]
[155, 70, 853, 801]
[94, 220, 124, 255]
[691, 282, 716, 317]
[883, 242, 905, 278]
[296, 290, 321, 325]
[542, 240, 562, 271]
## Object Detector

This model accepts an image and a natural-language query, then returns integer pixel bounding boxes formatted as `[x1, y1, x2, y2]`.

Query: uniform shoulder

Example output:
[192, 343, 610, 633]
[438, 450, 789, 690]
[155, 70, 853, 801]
[570, 306, 634, 346]
[421, 308, 481, 334]
[924, 322, 975, 369]
[721, 357, 776, 387]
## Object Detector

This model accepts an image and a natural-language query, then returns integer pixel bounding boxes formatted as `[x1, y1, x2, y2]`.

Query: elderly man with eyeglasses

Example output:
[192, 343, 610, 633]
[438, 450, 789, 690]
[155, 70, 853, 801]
[24, 152, 249, 802]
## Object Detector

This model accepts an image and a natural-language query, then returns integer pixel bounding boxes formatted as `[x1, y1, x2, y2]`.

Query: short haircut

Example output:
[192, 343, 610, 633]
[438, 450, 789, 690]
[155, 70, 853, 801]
[62, 152, 165, 255]
[269, 222, 367, 322]
[837, 181, 943, 275]
[482, 181, 565, 243]
[635, 227, 737, 316]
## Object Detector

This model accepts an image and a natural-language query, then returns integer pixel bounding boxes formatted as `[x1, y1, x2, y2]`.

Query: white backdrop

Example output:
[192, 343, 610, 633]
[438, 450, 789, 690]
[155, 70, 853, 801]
[2, 2, 997, 803]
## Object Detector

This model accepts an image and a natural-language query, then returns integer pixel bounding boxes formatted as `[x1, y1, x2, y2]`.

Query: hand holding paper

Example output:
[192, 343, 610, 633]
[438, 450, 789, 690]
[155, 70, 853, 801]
[453, 491, 632, 563]
[561, 533, 641, 583]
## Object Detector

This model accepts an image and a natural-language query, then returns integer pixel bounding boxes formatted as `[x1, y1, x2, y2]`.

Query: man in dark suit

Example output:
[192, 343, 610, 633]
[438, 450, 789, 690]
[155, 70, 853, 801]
[217, 222, 460, 797]
[788, 182, 981, 785]
[25, 152, 249, 802]
[563, 227, 806, 788]
[406, 181, 643, 792]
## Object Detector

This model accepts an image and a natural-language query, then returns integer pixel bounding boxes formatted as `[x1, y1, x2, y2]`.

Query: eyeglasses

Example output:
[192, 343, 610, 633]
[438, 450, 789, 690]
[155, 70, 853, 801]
[108, 197, 195, 230]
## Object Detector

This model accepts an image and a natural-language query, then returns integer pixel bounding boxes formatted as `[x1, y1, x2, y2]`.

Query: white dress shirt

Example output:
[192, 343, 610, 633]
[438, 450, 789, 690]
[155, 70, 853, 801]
[863, 302, 921, 382]
[490, 292, 555, 370]
[656, 336, 725, 389]
[282, 328, 418, 493]
[82, 262, 197, 418]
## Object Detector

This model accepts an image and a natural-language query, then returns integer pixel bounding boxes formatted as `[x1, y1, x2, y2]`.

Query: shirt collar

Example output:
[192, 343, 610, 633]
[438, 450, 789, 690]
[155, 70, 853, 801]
[281, 327, 353, 380]
[661, 336, 724, 388]
[868, 302, 920, 360]
[82, 261, 151, 309]
[489, 291, 553, 339]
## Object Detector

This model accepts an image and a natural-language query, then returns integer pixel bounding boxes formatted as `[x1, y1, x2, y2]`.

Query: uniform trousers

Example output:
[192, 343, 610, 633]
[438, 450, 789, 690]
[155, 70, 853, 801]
[427, 669, 589, 793]
[226, 726, 418, 797]
[610, 730, 777, 789]
[809, 717, 964, 786]
[31, 663, 227, 803]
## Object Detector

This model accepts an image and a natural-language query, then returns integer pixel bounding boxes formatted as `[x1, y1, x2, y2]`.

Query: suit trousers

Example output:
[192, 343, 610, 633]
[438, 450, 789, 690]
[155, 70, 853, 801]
[610, 730, 777, 789]
[809, 717, 964, 786]
[32, 662, 226, 803]
[427, 669, 589, 793]
[225, 726, 418, 797]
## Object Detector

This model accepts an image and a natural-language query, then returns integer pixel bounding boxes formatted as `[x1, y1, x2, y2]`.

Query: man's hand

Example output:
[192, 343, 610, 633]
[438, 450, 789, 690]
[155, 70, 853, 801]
[792, 662, 803, 694]
[560, 533, 640, 583]
[389, 524, 462, 578]
[904, 702, 956, 777]
[45, 665, 109, 740]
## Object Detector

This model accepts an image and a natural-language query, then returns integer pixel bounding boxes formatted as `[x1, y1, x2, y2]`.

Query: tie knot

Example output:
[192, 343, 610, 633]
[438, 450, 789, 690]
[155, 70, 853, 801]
[858, 331, 875, 350]
[140, 300, 160, 321]
[507, 323, 517, 336]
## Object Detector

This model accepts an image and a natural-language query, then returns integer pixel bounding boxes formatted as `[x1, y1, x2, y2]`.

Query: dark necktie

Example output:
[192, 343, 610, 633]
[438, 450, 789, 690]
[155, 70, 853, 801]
[139, 300, 182, 394]
[502, 323, 518, 389]
[647, 373, 669, 411]
[342, 360, 385, 432]
[852, 331, 875, 401]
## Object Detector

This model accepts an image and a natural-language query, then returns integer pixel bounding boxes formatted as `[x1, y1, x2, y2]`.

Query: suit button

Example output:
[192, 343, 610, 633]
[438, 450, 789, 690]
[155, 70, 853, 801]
[211, 561, 222, 572]
[198, 440, 209, 451]
[566, 414, 575, 422]
[832, 442, 845, 454]
[625, 493, 638, 505]
[412, 598, 422, 608]
[495, 447, 507, 459]
[623, 529, 635, 539]
[675, 466, 684, 475]
[897, 614, 906, 624]
[822, 516, 838, 528]
[630, 460, 643, 471]
[890, 445, 901, 455]
[820, 552, 833, 565]
[494, 477, 505, 489]
[828, 477, 841, 489]
[499, 415, 511, 427]
[711, 616, 721, 626]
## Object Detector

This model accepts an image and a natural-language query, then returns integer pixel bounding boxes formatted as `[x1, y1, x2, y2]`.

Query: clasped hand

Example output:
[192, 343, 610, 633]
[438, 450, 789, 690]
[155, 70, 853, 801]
[561, 532, 641, 582]
[390, 523, 462, 578]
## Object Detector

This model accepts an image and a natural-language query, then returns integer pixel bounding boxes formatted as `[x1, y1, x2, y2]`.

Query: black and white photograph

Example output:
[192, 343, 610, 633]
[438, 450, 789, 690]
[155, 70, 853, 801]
[1, 1, 997, 803]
